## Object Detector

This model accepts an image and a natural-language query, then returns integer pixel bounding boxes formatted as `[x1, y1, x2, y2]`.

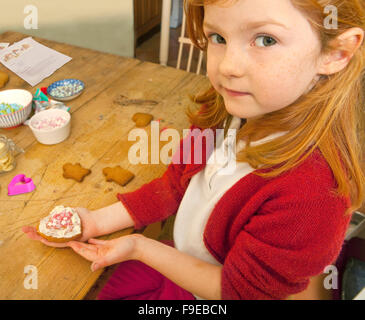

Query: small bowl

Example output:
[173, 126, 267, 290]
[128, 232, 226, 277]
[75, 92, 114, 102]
[47, 79, 85, 101]
[0, 89, 33, 129]
[29, 109, 71, 145]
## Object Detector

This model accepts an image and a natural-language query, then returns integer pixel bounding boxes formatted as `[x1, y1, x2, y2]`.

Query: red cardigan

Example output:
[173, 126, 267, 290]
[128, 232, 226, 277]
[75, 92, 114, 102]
[117, 125, 351, 300]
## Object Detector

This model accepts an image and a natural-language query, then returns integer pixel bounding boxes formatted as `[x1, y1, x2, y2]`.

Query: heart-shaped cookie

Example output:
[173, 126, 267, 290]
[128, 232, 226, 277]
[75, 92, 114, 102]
[37, 206, 82, 243]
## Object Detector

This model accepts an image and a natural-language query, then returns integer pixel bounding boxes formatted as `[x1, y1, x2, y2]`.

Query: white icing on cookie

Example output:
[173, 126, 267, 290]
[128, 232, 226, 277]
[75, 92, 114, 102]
[39, 206, 81, 239]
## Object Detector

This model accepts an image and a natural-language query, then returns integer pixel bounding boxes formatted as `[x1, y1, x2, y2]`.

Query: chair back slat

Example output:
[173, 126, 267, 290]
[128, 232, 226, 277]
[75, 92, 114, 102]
[175, 11, 206, 75]
[160, 3, 206, 75]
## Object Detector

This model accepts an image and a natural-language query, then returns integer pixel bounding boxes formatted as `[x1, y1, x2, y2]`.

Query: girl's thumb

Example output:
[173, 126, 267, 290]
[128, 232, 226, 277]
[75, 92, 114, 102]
[91, 262, 99, 272]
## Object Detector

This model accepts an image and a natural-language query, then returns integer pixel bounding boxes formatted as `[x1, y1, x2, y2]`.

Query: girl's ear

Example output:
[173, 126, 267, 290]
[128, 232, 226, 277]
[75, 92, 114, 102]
[318, 27, 364, 76]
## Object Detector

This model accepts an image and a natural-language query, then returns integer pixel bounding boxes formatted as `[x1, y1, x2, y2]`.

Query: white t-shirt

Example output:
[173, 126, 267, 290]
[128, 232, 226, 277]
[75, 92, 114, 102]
[173, 116, 287, 299]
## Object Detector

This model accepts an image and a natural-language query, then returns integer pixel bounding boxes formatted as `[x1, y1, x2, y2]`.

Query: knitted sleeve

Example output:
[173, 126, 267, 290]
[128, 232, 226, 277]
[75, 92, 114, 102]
[116, 122, 206, 229]
[117, 160, 187, 230]
[221, 186, 351, 300]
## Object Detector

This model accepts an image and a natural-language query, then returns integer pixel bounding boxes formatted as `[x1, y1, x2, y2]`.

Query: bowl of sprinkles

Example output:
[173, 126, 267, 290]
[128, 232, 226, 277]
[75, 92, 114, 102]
[47, 79, 85, 101]
[0, 89, 33, 129]
[29, 109, 71, 145]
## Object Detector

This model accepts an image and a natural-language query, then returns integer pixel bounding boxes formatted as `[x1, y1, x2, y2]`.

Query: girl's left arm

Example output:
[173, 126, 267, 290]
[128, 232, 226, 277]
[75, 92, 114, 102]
[68, 234, 222, 300]
[135, 235, 222, 300]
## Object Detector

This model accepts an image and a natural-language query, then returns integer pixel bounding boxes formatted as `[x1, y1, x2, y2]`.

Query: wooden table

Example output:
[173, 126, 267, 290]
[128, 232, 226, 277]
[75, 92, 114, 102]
[0, 31, 210, 299]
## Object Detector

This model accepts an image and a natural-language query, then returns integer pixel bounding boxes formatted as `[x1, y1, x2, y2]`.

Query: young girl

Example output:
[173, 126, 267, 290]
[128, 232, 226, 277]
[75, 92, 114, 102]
[23, 0, 365, 300]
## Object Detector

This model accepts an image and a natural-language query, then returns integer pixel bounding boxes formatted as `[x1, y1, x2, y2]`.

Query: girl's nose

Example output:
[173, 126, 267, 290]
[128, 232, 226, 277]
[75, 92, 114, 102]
[218, 46, 246, 78]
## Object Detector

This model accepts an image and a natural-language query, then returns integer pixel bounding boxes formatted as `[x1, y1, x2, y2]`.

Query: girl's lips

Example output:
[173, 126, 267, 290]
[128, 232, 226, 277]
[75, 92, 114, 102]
[224, 88, 250, 97]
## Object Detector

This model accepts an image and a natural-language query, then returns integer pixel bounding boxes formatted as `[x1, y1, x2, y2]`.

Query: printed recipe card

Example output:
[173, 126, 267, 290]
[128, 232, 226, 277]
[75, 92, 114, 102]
[0, 37, 72, 86]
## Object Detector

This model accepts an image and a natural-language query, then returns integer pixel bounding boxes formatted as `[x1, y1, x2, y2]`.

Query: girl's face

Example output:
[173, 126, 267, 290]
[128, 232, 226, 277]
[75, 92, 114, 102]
[204, 0, 323, 119]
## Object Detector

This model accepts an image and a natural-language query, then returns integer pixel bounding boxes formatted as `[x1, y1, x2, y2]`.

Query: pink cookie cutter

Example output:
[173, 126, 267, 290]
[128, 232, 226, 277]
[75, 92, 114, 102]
[8, 174, 36, 196]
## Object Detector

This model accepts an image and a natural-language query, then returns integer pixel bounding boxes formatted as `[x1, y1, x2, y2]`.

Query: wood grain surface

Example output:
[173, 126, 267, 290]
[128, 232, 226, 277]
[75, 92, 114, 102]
[0, 31, 210, 299]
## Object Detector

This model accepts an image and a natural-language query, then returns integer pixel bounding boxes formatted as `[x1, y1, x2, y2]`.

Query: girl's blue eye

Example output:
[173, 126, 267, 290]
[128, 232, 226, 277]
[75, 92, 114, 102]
[255, 35, 277, 47]
[210, 33, 226, 44]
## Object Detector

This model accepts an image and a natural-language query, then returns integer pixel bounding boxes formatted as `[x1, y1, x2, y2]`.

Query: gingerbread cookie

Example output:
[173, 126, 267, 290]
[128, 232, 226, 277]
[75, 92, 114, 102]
[132, 113, 153, 127]
[102, 166, 135, 186]
[63, 163, 91, 182]
[0, 71, 9, 89]
[37, 206, 82, 243]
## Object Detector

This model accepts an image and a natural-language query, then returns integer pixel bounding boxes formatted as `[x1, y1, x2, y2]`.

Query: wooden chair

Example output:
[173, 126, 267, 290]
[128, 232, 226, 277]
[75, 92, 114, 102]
[159, 0, 206, 75]
[176, 11, 205, 74]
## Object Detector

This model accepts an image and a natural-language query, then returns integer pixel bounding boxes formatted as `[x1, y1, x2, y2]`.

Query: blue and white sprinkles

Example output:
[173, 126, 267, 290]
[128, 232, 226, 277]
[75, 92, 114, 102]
[47, 79, 84, 99]
[0, 102, 24, 115]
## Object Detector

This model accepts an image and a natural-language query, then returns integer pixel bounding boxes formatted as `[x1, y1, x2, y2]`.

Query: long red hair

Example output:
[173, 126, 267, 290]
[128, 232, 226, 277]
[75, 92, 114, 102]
[184, 0, 365, 215]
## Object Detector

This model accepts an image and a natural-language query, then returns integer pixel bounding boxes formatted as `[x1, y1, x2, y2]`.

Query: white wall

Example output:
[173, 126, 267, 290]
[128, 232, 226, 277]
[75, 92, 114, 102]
[0, 0, 135, 57]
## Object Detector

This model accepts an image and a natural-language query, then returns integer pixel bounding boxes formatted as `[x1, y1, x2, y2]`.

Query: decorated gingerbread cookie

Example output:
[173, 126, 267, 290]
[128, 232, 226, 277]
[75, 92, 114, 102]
[37, 206, 82, 243]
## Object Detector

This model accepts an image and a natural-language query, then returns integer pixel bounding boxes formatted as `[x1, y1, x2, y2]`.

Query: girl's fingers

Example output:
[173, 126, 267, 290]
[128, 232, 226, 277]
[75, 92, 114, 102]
[91, 261, 101, 272]
[22, 226, 41, 240]
[22, 226, 35, 233]
[68, 241, 99, 261]
[41, 238, 68, 248]
[90, 257, 111, 272]
[68, 241, 96, 251]
[22, 225, 68, 247]
[23, 226, 52, 243]
[88, 238, 107, 245]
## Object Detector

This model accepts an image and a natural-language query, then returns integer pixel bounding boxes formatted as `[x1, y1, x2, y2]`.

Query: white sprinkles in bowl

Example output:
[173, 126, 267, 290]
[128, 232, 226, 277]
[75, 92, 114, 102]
[32, 116, 68, 131]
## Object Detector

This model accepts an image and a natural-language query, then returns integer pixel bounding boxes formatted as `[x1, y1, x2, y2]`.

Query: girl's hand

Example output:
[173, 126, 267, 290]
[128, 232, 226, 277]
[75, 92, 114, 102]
[22, 207, 98, 248]
[68, 234, 143, 271]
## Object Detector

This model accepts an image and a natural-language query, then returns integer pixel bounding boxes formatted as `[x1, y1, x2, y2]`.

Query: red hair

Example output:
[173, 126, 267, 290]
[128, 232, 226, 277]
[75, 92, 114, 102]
[184, 0, 365, 215]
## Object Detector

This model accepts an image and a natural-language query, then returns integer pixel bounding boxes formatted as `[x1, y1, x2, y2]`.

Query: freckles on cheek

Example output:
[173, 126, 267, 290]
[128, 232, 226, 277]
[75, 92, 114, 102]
[255, 72, 302, 107]
[257, 59, 313, 102]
